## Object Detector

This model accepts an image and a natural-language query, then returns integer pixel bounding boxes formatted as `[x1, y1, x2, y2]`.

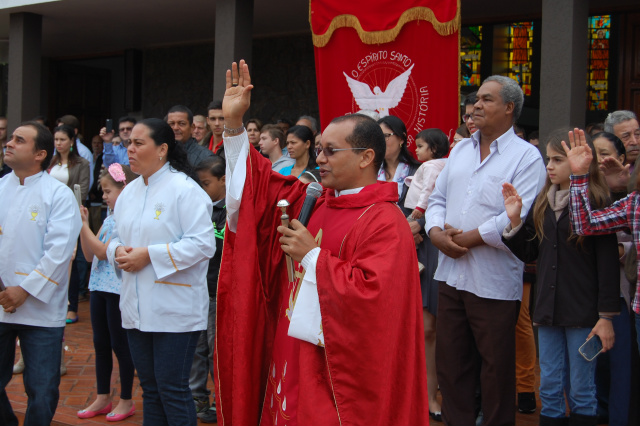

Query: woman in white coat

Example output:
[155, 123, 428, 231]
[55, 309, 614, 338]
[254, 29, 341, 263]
[107, 118, 215, 426]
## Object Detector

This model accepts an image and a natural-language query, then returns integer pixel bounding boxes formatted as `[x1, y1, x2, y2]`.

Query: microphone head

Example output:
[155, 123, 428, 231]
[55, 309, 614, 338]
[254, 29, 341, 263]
[306, 182, 323, 199]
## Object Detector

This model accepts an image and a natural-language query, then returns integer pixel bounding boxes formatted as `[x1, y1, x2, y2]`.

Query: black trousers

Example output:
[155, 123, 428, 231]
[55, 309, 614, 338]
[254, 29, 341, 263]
[436, 281, 519, 426]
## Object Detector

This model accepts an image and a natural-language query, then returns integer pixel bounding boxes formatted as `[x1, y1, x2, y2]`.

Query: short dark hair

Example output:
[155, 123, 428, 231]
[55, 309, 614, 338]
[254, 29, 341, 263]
[57, 114, 80, 130]
[261, 124, 286, 149]
[195, 154, 225, 178]
[207, 101, 222, 112]
[529, 130, 539, 140]
[119, 116, 137, 125]
[331, 114, 386, 171]
[415, 128, 449, 159]
[463, 91, 477, 107]
[167, 105, 194, 124]
[21, 121, 54, 171]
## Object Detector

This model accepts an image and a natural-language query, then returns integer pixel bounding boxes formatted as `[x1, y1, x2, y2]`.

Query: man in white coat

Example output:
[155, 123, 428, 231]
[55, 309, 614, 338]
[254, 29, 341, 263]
[0, 121, 82, 426]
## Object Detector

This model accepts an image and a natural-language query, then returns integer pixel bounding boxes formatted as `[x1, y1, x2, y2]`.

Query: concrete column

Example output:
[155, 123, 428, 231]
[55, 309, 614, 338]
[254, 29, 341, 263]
[7, 13, 42, 133]
[213, 0, 254, 103]
[539, 0, 588, 143]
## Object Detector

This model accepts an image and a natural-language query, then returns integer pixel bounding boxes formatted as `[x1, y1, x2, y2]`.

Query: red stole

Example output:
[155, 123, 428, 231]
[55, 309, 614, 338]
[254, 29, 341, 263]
[261, 187, 375, 426]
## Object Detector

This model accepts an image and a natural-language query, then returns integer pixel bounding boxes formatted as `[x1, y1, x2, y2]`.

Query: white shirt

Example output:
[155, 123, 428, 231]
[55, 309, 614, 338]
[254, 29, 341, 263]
[0, 171, 82, 327]
[49, 163, 69, 185]
[106, 163, 215, 332]
[425, 127, 546, 301]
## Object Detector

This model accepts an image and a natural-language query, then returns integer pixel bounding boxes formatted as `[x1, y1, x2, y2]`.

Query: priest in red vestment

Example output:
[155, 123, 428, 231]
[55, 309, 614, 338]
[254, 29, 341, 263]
[214, 60, 429, 426]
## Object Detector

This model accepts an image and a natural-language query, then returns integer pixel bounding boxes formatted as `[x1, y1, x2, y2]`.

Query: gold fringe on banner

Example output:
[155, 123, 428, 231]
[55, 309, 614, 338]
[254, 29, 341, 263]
[310, 1, 460, 48]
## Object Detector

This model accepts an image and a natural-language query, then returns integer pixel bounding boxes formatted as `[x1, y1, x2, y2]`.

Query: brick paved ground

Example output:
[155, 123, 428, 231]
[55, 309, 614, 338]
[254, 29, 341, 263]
[7, 297, 542, 426]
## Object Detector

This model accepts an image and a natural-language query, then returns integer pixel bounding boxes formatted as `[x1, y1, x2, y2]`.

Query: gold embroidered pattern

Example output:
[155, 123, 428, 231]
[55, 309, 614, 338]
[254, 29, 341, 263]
[166, 244, 178, 271]
[311, 2, 461, 48]
[154, 280, 191, 287]
[34, 269, 59, 285]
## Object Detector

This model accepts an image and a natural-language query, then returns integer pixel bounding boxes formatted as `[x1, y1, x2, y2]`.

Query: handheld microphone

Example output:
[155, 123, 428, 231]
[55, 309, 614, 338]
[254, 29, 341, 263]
[297, 182, 323, 226]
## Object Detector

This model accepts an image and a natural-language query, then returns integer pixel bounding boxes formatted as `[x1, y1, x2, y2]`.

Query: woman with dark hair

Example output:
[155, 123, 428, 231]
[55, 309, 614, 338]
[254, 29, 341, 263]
[246, 118, 263, 148]
[377, 115, 420, 197]
[49, 124, 91, 324]
[278, 124, 317, 177]
[105, 118, 215, 426]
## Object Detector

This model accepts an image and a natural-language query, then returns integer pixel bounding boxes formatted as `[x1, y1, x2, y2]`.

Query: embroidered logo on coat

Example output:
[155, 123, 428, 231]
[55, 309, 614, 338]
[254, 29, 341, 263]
[154, 203, 165, 220]
[29, 205, 40, 221]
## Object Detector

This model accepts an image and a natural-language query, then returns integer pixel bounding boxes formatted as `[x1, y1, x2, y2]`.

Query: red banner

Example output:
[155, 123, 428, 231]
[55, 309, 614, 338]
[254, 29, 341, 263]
[311, 0, 460, 152]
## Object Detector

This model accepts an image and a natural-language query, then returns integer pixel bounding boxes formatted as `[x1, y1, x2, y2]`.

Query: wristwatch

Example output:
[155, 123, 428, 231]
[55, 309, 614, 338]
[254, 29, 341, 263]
[223, 125, 245, 137]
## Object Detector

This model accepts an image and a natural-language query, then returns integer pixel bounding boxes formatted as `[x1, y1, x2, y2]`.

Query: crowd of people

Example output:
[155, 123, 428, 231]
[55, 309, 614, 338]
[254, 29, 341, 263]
[0, 58, 640, 426]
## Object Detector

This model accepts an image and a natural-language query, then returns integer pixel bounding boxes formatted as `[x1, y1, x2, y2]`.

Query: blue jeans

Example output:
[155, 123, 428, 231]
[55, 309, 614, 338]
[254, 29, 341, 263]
[538, 326, 597, 418]
[127, 329, 200, 426]
[0, 323, 64, 426]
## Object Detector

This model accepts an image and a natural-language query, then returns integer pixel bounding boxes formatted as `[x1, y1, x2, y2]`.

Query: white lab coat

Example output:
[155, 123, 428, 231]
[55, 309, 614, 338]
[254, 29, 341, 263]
[107, 163, 215, 332]
[0, 171, 81, 327]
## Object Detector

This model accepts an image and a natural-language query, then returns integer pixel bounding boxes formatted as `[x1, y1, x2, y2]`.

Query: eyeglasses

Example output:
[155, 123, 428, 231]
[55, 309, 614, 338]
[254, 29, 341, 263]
[316, 147, 368, 157]
[462, 114, 473, 122]
[620, 129, 640, 143]
[383, 133, 395, 140]
[119, 127, 133, 132]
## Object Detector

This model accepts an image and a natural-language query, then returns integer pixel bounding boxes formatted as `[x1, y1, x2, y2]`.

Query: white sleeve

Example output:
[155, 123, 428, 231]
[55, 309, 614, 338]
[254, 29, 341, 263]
[288, 247, 324, 347]
[19, 187, 82, 304]
[225, 132, 250, 233]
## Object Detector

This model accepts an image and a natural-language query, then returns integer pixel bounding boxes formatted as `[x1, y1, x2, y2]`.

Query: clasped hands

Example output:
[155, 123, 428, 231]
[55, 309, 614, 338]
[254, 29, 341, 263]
[115, 246, 151, 272]
[278, 220, 318, 263]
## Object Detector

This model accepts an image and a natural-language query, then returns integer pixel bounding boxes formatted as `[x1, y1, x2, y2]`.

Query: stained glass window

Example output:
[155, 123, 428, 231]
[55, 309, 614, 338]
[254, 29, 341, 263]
[587, 15, 610, 111]
[507, 22, 533, 97]
[460, 26, 482, 87]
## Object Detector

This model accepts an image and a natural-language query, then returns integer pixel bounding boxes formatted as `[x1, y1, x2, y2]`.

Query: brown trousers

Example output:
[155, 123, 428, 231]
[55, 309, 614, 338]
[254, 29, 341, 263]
[436, 282, 518, 426]
[515, 282, 536, 393]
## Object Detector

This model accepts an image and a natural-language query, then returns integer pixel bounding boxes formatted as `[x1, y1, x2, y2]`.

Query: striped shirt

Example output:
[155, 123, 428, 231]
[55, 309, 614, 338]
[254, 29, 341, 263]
[569, 173, 640, 313]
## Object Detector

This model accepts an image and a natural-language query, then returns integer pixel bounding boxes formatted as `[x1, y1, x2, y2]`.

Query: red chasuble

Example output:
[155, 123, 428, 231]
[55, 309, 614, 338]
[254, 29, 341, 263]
[214, 147, 428, 426]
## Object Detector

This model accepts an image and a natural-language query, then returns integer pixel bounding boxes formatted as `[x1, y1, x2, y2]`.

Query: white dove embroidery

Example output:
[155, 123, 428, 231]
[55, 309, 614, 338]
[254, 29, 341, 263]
[343, 64, 414, 117]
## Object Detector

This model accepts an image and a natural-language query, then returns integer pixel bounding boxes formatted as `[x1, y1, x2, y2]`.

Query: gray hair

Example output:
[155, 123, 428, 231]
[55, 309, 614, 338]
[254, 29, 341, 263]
[483, 75, 524, 122]
[297, 115, 319, 133]
[604, 110, 637, 133]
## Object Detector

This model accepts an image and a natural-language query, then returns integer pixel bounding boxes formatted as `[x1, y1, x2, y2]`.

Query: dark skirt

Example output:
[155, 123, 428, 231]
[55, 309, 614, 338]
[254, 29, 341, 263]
[417, 236, 440, 315]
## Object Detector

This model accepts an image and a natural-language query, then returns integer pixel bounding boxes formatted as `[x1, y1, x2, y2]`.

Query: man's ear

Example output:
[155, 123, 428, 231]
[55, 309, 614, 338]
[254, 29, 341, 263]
[220, 175, 226, 184]
[505, 101, 515, 115]
[360, 148, 376, 169]
[34, 149, 47, 164]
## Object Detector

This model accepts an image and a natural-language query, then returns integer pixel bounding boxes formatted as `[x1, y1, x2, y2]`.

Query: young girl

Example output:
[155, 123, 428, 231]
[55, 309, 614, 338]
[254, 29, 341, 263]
[77, 163, 138, 421]
[402, 128, 448, 421]
[404, 129, 448, 219]
[502, 129, 619, 426]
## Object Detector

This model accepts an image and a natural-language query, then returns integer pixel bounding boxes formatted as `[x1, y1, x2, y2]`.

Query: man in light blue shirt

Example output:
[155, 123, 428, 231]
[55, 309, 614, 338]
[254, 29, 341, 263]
[425, 75, 546, 426]
[101, 116, 136, 167]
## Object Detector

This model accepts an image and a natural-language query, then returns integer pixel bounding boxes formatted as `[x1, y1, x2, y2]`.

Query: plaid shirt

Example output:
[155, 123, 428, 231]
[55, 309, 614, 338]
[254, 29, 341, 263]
[570, 174, 640, 314]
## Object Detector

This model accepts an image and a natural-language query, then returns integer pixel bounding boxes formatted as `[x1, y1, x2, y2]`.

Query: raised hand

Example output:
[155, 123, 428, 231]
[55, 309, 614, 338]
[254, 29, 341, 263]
[561, 128, 592, 176]
[222, 60, 254, 129]
[502, 182, 523, 228]
[600, 156, 631, 192]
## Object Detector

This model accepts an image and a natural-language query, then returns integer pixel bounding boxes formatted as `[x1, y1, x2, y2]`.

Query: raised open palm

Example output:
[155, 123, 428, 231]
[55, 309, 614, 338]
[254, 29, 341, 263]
[502, 182, 522, 225]
[561, 128, 592, 175]
[222, 60, 253, 126]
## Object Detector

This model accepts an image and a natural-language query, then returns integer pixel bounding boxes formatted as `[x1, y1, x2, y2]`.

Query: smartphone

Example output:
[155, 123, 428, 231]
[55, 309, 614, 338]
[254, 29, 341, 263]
[579, 335, 603, 361]
[73, 184, 82, 207]
[106, 119, 113, 133]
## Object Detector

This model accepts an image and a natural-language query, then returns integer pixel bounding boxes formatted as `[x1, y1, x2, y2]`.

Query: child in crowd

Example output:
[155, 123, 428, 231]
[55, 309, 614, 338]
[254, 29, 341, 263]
[501, 129, 619, 426]
[189, 155, 227, 424]
[404, 128, 448, 219]
[77, 163, 137, 422]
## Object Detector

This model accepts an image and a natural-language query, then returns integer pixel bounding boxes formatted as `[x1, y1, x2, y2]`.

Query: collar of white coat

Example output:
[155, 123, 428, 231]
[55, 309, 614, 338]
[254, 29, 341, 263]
[334, 186, 364, 197]
[10, 170, 44, 186]
[146, 162, 171, 186]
